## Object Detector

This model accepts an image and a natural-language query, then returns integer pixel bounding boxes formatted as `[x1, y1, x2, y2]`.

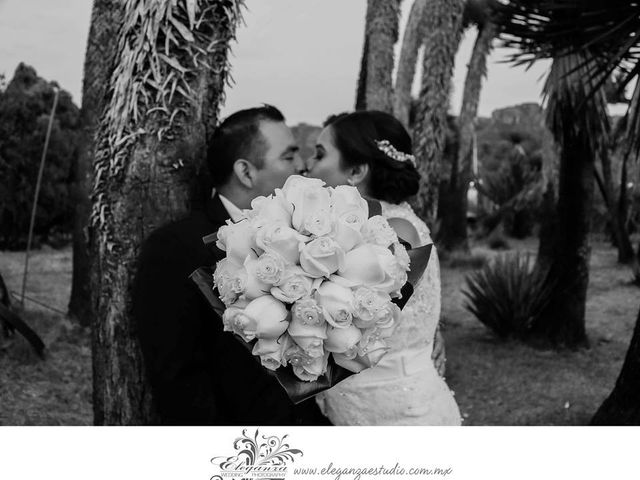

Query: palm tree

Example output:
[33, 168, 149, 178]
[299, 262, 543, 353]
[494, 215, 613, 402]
[355, 0, 402, 112]
[438, 1, 496, 252]
[90, 0, 243, 425]
[412, 0, 466, 226]
[393, 0, 428, 127]
[68, 0, 125, 326]
[494, 0, 640, 420]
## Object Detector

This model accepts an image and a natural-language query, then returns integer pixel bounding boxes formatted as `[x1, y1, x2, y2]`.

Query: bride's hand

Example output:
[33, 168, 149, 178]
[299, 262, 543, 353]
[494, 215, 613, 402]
[431, 326, 446, 377]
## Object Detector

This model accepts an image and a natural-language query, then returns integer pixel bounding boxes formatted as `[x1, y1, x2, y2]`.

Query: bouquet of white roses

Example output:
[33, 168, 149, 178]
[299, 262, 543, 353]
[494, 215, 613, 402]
[191, 175, 431, 402]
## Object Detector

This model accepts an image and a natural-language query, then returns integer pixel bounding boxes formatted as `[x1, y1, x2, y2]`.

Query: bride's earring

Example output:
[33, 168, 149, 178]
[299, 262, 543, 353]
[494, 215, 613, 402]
[347, 178, 355, 186]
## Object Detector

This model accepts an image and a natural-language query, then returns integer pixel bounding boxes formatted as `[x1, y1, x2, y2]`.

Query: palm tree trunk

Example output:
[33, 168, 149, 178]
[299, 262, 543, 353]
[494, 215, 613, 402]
[600, 147, 634, 263]
[355, 0, 401, 112]
[69, 0, 125, 326]
[90, 0, 242, 425]
[591, 305, 640, 425]
[438, 21, 495, 252]
[412, 0, 465, 225]
[533, 55, 607, 348]
[393, 0, 427, 127]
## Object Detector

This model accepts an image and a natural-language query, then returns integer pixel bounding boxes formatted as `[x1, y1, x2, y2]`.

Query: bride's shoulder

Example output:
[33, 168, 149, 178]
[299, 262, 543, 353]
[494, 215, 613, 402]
[380, 201, 432, 248]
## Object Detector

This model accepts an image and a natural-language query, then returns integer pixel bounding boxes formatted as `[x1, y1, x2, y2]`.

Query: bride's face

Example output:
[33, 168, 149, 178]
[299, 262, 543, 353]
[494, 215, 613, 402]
[306, 126, 351, 187]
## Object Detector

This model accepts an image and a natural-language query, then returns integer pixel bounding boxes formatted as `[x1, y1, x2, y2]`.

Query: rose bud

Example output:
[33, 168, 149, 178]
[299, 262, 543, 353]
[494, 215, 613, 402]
[324, 324, 362, 355]
[338, 245, 386, 287]
[285, 346, 329, 382]
[252, 335, 292, 371]
[315, 281, 355, 328]
[216, 219, 260, 265]
[244, 296, 290, 339]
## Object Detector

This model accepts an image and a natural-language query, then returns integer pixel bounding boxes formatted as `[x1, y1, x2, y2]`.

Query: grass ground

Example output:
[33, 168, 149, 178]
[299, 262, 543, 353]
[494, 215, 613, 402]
[0, 238, 638, 425]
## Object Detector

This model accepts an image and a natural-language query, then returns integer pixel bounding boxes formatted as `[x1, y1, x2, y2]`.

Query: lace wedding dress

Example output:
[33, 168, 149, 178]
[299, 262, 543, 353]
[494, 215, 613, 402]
[317, 201, 462, 425]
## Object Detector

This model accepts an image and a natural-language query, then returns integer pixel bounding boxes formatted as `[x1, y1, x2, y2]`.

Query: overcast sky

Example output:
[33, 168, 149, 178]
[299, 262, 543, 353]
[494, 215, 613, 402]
[0, 0, 552, 125]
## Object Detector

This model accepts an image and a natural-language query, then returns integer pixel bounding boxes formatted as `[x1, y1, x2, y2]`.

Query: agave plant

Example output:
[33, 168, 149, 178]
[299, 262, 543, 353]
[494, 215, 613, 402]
[462, 252, 557, 340]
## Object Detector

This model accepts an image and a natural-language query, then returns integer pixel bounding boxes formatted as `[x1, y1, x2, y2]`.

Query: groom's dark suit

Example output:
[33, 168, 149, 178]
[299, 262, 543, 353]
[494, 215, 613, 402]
[133, 194, 331, 425]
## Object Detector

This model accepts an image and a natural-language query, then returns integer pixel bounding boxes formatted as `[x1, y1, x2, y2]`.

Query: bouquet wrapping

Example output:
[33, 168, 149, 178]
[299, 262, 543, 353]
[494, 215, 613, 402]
[191, 175, 431, 403]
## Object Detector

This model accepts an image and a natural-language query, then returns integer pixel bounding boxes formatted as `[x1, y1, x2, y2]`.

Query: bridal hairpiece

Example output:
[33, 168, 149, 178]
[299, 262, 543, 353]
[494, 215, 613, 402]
[375, 140, 417, 168]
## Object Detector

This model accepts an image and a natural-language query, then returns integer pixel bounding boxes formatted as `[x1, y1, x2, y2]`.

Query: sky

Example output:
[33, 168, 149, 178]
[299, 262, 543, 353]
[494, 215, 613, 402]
[0, 0, 553, 125]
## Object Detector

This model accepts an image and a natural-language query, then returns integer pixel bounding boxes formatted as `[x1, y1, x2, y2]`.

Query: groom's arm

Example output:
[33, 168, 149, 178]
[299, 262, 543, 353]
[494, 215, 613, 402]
[133, 229, 220, 425]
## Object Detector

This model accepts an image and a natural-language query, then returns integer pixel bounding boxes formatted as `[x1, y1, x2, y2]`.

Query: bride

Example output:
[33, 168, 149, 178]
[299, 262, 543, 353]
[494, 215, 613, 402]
[306, 110, 461, 425]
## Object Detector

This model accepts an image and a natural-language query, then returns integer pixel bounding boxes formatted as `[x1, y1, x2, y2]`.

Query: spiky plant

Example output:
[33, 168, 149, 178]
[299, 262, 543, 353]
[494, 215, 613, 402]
[462, 252, 556, 340]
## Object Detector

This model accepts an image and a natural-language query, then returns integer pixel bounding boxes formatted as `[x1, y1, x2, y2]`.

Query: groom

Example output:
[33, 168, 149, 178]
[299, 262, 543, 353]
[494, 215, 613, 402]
[132, 105, 331, 425]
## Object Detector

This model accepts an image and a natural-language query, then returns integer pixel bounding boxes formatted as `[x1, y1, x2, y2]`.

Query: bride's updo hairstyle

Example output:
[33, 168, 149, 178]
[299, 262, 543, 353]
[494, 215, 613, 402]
[324, 110, 420, 204]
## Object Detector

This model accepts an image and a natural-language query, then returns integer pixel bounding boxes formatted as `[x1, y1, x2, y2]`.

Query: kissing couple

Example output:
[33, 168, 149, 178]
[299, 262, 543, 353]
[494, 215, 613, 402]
[132, 105, 462, 426]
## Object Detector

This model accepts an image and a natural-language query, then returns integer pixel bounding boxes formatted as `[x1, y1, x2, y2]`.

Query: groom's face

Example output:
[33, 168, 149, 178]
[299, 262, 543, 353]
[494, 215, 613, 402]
[252, 120, 304, 197]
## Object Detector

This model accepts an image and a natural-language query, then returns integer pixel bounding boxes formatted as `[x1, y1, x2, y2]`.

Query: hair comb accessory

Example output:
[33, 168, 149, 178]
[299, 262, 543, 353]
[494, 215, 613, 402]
[375, 140, 417, 167]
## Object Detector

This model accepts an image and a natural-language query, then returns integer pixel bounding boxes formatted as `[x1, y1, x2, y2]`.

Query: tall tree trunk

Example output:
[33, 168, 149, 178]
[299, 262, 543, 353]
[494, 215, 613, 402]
[533, 55, 607, 348]
[599, 147, 634, 263]
[355, 0, 401, 112]
[438, 21, 495, 252]
[412, 0, 465, 226]
[90, 0, 242, 425]
[591, 305, 640, 425]
[69, 0, 125, 326]
[393, 0, 427, 127]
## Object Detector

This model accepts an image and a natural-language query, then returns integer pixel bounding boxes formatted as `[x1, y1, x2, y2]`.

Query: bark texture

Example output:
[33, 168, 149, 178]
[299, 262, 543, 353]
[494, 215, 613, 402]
[355, 0, 401, 112]
[591, 306, 640, 425]
[90, 0, 240, 425]
[412, 0, 465, 225]
[69, 0, 125, 326]
[393, 0, 427, 127]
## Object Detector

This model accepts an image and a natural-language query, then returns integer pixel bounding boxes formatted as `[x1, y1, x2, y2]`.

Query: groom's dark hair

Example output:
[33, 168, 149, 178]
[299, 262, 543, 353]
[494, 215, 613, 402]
[208, 105, 285, 187]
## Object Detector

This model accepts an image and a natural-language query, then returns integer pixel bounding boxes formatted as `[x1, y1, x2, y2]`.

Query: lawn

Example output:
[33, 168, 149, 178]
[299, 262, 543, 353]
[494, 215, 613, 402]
[0, 238, 638, 425]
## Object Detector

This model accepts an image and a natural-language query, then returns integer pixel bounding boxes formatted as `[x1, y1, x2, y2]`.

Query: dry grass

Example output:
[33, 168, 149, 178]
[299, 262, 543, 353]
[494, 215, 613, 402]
[0, 238, 638, 425]
[443, 237, 640, 425]
[0, 247, 92, 425]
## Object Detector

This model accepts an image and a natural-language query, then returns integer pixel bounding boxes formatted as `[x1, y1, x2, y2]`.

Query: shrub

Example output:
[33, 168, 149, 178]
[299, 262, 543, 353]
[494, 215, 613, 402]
[462, 252, 556, 339]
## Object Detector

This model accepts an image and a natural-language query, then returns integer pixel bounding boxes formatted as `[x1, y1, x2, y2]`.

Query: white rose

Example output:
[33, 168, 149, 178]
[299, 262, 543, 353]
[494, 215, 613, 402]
[255, 224, 309, 265]
[371, 245, 408, 297]
[285, 346, 329, 382]
[281, 176, 332, 235]
[270, 266, 313, 303]
[299, 237, 345, 278]
[314, 281, 355, 328]
[334, 328, 390, 372]
[242, 257, 271, 300]
[215, 219, 260, 265]
[362, 215, 399, 248]
[213, 258, 247, 306]
[245, 295, 290, 339]
[281, 175, 326, 203]
[252, 335, 292, 371]
[244, 191, 293, 229]
[324, 324, 362, 357]
[357, 334, 390, 367]
[222, 307, 256, 342]
[352, 286, 391, 328]
[288, 297, 328, 357]
[291, 296, 326, 328]
[336, 244, 386, 287]
[254, 252, 287, 286]
[330, 185, 369, 216]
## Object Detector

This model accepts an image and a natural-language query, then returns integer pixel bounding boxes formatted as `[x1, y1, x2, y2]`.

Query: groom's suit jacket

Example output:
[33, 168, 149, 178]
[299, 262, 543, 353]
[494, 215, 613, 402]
[132, 194, 331, 425]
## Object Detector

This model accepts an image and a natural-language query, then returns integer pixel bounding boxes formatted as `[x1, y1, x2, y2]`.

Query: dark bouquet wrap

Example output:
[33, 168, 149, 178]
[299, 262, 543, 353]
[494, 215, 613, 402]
[190, 176, 432, 404]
